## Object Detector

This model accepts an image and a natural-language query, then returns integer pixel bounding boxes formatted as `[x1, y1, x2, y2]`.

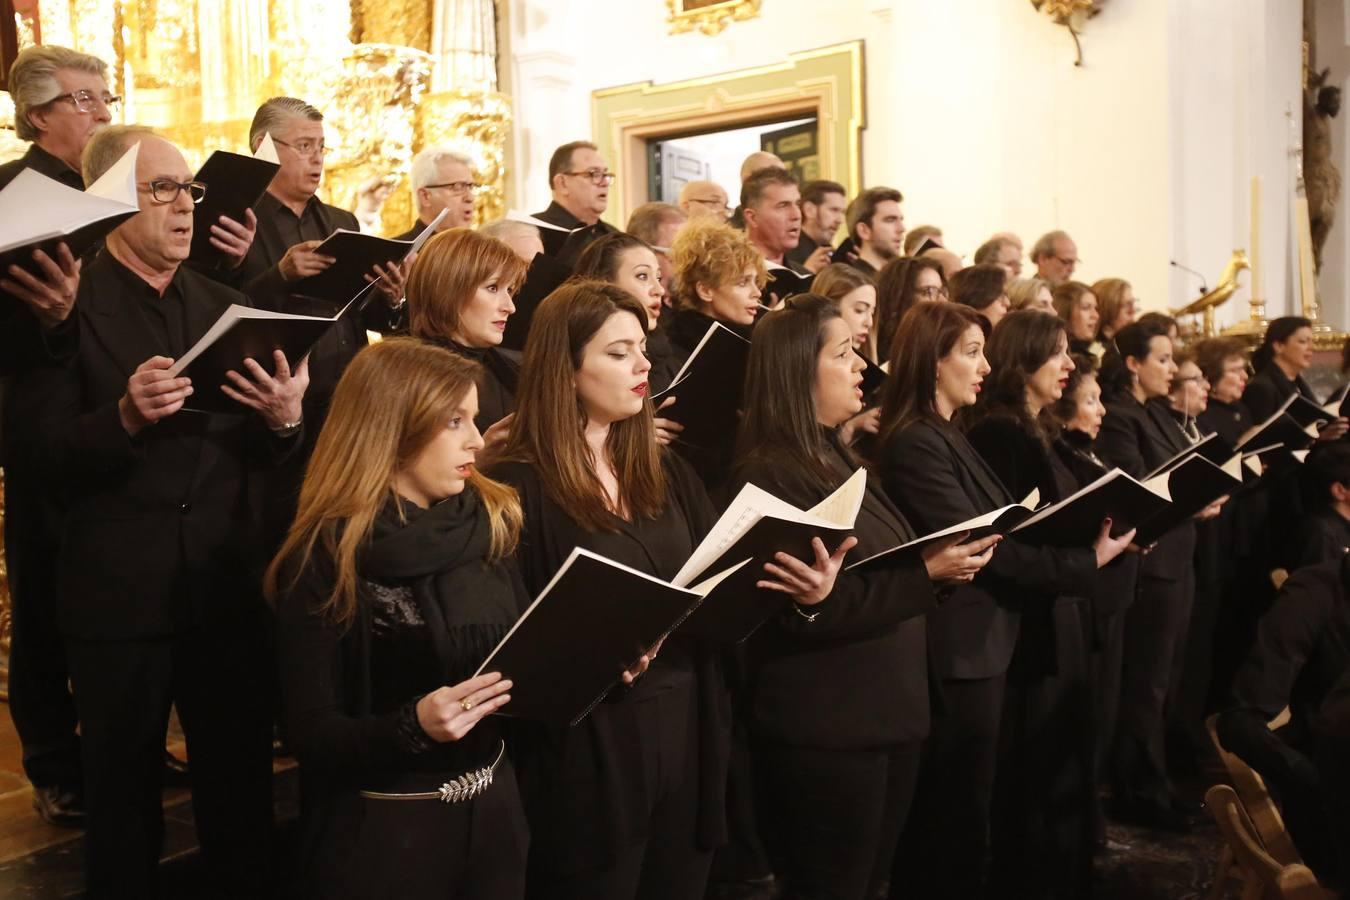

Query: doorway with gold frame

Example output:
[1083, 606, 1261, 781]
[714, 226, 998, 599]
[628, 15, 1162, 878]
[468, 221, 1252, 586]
[590, 41, 864, 228]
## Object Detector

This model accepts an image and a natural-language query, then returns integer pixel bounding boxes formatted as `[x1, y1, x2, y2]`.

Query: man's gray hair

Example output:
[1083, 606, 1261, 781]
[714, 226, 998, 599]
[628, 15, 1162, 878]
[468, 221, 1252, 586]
[410, 146, 474, 194]
[248, 97, 323, 152]
[10, 45, 109, 142]
[1030, 230, 1070, 263]
[973, 236, 1011, 266]
[81, 125, 155, 187]
[626, 202, 686, 247]
[480, 218, 540, 244]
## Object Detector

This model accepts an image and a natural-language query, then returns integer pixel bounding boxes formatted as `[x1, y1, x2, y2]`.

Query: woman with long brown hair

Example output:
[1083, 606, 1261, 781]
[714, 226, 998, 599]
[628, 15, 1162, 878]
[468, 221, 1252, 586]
[961, 310, 1132, 899]
[267, 338, 530, 899]
[731, 294, 995, 900]
[406, 227, 529, 435]
[489, 281, 842, 900]
[875, 303, 1110, 899]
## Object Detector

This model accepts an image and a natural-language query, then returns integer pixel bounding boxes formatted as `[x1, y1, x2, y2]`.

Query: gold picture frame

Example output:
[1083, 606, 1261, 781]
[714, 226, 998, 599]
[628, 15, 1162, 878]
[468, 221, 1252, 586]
[666, 0, 762, 37]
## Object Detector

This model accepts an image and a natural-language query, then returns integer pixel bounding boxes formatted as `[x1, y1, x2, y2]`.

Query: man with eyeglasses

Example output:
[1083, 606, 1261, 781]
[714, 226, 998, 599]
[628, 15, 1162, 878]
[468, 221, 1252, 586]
[677, 180, 731, 223]
[234, 96, 406, 416]
[1031, 229, 1080, 287]
[532, 140, 618, 259]
[20, 125, 308, 897]
[0, 44, 115, 833]
[394, 145, 479, 241]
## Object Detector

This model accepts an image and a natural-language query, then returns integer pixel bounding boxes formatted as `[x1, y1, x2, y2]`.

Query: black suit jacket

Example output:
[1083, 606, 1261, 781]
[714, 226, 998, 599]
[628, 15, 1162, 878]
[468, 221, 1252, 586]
[1244, 364, 1318, 422]
[1094, 393, 1197, 579]
[879, 418, 1094, 680]
[24, 252, 300, 640]
[731, 441, 934, 748]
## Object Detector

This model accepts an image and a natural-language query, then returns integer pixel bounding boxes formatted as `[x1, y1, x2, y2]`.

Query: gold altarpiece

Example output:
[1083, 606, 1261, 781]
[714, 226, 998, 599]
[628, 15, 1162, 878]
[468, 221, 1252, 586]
[0, 0, 510, 687]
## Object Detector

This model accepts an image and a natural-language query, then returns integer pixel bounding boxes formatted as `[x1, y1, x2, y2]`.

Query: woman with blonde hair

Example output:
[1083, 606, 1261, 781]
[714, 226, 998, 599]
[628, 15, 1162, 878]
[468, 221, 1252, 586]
[663, 216, 767, 374]
[1092, 277, 1138, 344]
[1006, 277, 1054, 314]
[812, 262, 877, 360]
[267, 338, 530, 899]
[490, 281, 842, 900]
[406, 227, 530, 433]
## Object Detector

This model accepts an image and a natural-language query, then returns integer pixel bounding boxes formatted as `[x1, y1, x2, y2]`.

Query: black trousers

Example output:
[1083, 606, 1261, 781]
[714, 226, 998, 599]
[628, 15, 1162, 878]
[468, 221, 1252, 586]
[1111, 569, 1195, 810]
[527, 683, 712, 900]
[332, 762, 529, 900]
[1089, 606, 1127, 841]
[3, 471, 81, 788]
[892, 674, 1005, 900]
[757, 740, 922, 900]
[989, 600, 1094, 900]
[66, 619, 274, 899]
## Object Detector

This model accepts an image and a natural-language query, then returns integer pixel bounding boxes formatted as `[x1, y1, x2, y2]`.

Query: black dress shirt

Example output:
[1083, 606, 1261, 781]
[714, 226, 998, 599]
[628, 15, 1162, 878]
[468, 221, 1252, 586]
[0, 144, 83, 378]
[530, 200, 618, 262]
[233, 192, 402, 409]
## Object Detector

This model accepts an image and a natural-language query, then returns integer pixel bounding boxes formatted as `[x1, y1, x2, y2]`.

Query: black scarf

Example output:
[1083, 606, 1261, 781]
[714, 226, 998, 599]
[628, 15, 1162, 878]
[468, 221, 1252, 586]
[361, 492, 525, 683]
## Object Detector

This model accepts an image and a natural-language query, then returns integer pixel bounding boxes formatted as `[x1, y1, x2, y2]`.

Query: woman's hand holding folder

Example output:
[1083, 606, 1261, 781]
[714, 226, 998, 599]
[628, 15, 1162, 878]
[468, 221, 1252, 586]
[415, 672, 513, 742]
[757, 535, 858, 606]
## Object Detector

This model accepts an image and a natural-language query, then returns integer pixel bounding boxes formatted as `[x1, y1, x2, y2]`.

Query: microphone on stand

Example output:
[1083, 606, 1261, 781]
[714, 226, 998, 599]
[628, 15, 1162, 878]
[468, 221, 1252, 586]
[1170, 259, 1209, 297]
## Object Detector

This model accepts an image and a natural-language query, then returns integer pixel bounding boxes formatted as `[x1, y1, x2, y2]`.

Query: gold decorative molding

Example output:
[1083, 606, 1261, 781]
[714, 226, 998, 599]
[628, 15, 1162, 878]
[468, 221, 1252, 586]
[592, 41, 864, 228]
[665, 0, 761, 37]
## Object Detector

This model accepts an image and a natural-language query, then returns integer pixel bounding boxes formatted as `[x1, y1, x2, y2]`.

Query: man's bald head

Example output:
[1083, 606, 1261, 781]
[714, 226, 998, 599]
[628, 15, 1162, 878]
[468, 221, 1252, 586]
[740, 151, 783, 183]
[678, 180, 730, 222]
[921, 246, 964, 280]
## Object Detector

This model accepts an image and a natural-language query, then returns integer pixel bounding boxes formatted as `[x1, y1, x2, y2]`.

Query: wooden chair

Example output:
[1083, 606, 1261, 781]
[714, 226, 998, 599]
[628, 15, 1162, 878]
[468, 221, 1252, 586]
[1205, 713, 1304, 867]
[1204, 784, 1335, 899]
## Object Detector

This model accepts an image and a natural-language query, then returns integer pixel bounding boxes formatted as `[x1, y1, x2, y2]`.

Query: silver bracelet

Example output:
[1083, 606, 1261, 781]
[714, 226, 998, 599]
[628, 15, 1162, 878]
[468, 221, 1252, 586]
[270, 416, 303, 437]
[793, 604, 821, 623]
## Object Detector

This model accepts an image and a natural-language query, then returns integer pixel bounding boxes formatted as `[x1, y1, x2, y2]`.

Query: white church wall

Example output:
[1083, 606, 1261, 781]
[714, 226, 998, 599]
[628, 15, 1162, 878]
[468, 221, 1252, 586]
[503, 0, 1304, 316]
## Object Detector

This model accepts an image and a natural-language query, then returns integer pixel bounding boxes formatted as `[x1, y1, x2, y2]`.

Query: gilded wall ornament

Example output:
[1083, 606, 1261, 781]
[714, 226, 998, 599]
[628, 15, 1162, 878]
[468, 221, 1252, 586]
[666, 0, 761, 37]
[1030, 0, 1104, 67]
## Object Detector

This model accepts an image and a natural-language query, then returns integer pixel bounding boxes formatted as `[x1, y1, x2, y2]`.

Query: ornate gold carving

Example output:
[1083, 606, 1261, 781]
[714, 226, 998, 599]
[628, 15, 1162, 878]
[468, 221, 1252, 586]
[319, 43, 434, 216]
[351, 0, 433, 52]
[1030, 0, 1105, 67]
[665, 0, 761, 37]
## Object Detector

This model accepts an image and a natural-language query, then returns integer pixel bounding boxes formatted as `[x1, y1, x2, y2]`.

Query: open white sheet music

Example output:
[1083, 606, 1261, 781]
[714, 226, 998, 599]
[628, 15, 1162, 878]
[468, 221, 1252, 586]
[166, 304, 338, 377]
[254, 133, 280, 164]
[505, 209, 581, 234]
[0, 142, 140, 254]
[846, 488, 1039, 571]
[672, 468, 868, 588]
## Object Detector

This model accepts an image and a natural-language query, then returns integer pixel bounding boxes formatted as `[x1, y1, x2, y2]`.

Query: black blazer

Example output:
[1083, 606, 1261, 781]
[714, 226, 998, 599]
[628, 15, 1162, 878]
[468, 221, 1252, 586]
[1094, 393, 1197, 580]
[1217, 558, 1350, 785]
[489, 452, 731, 876]
[879, 418, 1095, 680]
[24, 253, 299, 639]
[966, 413, 1098, 676]
[1243, 364, 1318, 422]
[731, 441, 934, 748]
[1054, 431, 1142, 626]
